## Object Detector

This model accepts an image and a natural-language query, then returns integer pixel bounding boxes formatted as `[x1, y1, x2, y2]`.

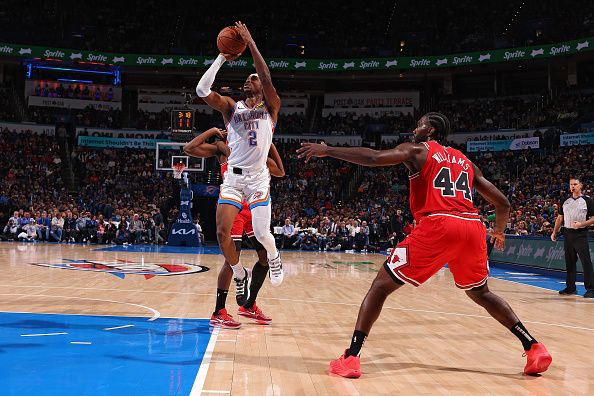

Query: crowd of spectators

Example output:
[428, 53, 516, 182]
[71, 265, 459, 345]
[0, 130, 593, 247]
[29, 106, 123, 129]
[0, 83, 19, 122]
[1, 1, 592, 57]
[316, 112, 415, 136]
[439, 93, 594, 132]
[2, 83, 594, 248]
[269, 141, 413, 252]
[0, 129, 209, 245]
[31, 83, 115, 102]
[0, 129, 69, 212]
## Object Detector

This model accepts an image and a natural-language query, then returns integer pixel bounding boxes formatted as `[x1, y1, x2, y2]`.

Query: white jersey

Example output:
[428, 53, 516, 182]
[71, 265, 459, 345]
[226, 100, 274, 171]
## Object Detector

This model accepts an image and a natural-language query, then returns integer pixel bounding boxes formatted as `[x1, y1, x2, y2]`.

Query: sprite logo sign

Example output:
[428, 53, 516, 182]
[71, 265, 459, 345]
[1, 36, 592, 71]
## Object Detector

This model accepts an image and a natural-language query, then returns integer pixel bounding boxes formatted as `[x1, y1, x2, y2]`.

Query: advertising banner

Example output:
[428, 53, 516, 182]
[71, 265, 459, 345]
[559, 132, 594, 147]
[467, 137, 540, 152]
[0, 121, 55, 135]
[192, 184, 220, 198]
[490, 236, 593, 272]
[28, 96, 121, 110]
[76, 127, 170, 139]
[1, 36, 592, 71]
[78, 136, 167, 149]
[323, 91, 419, 108]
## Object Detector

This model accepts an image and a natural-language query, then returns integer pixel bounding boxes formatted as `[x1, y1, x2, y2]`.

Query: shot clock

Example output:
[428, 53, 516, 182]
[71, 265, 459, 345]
[171, 109, 195, 141]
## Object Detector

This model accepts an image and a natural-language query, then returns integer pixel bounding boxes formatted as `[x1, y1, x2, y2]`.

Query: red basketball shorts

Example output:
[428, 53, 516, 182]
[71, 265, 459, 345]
[384, 213, 489, 289]
[231, 207, 253, 241]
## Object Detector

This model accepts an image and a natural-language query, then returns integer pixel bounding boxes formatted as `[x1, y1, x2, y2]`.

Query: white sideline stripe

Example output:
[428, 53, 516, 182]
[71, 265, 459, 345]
[0, 293, 160, 321]
[505, 272, 539, 276]
[190, 327, 220, 395]
[103, 324, 134, 331]
[20, 332, 68, 337]
[70, 342, 92, 345]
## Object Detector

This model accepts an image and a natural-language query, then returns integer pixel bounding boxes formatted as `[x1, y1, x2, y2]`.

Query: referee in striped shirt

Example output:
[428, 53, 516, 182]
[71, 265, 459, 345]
[551, 176, 594, 298]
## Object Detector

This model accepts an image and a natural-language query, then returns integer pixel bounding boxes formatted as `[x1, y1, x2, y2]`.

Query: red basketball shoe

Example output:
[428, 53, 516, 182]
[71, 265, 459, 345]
[238, 303, 272, 325]
[329, 350, 361, 378]
[523, 343, 552, 375]
[210, 308, 241, 329]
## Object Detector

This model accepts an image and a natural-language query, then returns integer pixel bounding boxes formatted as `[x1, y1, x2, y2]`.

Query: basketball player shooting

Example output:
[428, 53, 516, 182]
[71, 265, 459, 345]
[184, 127, 285, 328]
[195, 21, 284, 302]
[297, 113, 552, 378]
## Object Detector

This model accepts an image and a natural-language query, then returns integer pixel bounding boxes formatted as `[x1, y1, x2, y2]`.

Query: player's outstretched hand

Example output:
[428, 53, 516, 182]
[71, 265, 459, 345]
[221, 53, 242, 61]
[297, 142, 328, 163]
[235, 21, 254, 46]
[488, 230, 505, 251]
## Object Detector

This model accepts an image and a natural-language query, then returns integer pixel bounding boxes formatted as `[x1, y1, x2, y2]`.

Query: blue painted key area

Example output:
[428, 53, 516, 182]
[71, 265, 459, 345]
[0, 312, 213, 396]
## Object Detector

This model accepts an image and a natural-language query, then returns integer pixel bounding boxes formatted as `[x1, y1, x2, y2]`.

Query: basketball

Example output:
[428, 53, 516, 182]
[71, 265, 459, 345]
[217, 26, 246, 55]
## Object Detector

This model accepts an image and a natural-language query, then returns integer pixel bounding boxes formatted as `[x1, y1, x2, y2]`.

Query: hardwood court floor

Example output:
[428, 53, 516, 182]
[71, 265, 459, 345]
[1, 242, 592, 395]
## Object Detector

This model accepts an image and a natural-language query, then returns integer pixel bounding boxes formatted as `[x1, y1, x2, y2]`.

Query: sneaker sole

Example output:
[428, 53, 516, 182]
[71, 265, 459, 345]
[329, 367, 361, 378]
[209, 321, 242, 329]
[237, 311, 272, 324]
[525, 355, 552, 375]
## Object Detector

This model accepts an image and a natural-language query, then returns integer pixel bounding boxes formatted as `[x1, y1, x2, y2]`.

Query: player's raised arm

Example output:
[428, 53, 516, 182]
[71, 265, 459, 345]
[472, 162, 511, 250]
[195, 53, 239, 119]
[266, 143, 285, 177]
[297, 142, 422, 167]
[235, 21, 281, 117]
[184, 127, 229, 159]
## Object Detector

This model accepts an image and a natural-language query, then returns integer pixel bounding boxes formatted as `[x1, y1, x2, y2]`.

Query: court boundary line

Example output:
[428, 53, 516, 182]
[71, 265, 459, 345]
[190, 327, 220, 395]
[0, 293, 161, 321]
[1, 279, 592, 332]
[0, 309, 210, 321]
[20, 332, 68, 337]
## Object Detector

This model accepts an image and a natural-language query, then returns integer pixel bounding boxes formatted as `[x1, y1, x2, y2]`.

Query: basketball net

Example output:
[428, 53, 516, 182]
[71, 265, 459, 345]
[172, 162, 187, 179]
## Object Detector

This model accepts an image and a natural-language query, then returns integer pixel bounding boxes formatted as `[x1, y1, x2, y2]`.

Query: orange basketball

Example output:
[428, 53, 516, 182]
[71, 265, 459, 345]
[217, 26, 246, 55]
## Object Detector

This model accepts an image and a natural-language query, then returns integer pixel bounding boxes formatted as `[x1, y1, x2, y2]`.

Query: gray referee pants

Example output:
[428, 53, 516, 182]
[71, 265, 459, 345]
[564, 230, 594, 291]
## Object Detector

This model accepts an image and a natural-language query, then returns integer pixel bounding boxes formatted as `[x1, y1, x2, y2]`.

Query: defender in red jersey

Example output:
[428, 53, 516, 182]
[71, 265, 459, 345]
[184, 127, 284, 328]
[298, 112, 551, 377]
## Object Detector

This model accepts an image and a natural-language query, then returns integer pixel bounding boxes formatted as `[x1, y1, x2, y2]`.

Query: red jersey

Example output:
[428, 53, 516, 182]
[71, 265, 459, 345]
[220, 162, 250, 212]
[409, 141, 477, 221]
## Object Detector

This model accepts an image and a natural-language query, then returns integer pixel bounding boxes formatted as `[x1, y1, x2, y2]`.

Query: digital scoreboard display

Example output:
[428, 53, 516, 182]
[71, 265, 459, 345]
[171, 110, 195, 141]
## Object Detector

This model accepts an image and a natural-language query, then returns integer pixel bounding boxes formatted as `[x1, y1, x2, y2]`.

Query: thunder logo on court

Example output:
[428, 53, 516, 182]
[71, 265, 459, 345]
[30, 259, 209, 279]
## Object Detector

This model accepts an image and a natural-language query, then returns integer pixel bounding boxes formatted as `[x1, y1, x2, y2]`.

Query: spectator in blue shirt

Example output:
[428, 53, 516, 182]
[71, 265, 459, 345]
[36, 211, 51, 241]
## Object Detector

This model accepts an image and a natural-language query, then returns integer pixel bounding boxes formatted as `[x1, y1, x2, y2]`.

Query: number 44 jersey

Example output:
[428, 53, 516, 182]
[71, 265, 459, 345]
[409, 141, 478, 222]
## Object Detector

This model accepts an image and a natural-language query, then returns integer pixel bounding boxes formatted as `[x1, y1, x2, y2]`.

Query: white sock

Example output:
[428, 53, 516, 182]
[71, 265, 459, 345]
[267, 250, 279, 261]
[231, 263, 245, 279]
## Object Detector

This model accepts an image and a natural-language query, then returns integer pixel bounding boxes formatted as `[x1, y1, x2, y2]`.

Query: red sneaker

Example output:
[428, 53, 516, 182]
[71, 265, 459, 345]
[329, 350, 361, 378]
[523, 343, 552, 375]
[238, 303, 272, 325]
[210, 308, 241, 329]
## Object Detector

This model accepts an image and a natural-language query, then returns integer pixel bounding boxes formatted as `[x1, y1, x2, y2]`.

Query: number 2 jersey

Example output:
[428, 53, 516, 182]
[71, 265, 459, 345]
[226, 100, 274, 171]
[409, 141, 478, 222]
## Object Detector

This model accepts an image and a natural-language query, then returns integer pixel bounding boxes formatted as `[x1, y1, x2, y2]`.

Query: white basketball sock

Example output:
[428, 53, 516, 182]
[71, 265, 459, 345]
[230, 262, 245, 279]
